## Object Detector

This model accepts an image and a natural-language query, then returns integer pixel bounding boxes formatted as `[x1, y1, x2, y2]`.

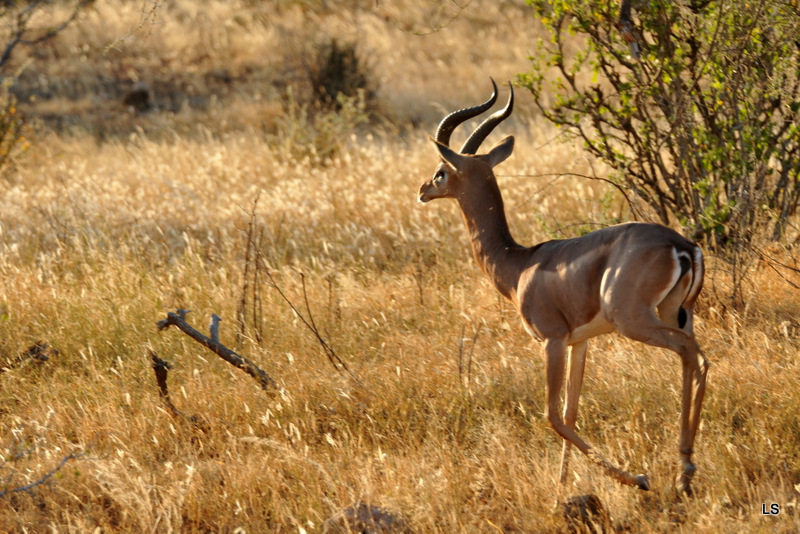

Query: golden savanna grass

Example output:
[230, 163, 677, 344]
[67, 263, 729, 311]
[1, 1, 799, 532]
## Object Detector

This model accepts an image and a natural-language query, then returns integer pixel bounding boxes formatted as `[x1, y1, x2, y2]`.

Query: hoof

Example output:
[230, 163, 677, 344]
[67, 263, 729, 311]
[634, 474, 650, 491]
[676, 463, 697, 496]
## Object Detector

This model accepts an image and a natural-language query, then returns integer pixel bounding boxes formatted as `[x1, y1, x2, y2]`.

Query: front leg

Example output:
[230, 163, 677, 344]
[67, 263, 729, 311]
[559, 341, 588, 486]
[544, 338, 649, 490]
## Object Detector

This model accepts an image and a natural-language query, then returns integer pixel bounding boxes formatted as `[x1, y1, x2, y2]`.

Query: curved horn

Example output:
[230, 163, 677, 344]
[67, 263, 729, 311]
[434, 78, 498, 147]
[459, 81, 514, 155]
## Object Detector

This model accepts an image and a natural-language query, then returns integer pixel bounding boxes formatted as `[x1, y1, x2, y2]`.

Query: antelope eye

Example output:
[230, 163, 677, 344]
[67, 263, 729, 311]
[433, 170, 446, 186]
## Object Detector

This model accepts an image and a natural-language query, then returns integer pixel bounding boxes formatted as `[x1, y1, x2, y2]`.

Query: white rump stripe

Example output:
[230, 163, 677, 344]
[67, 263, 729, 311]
[652, 247, 683, 307]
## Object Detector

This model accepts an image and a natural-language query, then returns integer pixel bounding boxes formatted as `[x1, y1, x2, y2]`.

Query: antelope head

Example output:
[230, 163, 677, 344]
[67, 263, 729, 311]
[418, 79, 515, 204]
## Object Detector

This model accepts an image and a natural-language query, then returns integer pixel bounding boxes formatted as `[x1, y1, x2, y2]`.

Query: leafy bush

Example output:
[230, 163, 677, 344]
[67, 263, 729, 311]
[520, 0, 800, 303]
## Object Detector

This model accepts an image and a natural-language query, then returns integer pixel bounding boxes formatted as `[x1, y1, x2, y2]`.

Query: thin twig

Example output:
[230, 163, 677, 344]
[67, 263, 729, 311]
[262, 267, 358, 382]
[457, 324, 480, 389]
[391, 0, 474, 36]
[254, 226, 266, 344]
[103, 0, 162, 53]
[503, 170, 644, 222]
[237, 196, 258, 343]
[754, 245, 800, 290]
[301, 274, 321, 342]
[413, 251, 426, 307]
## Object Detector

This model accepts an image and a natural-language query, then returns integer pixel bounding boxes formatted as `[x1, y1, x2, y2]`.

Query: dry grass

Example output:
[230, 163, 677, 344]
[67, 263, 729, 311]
[1, 1, 799, 532]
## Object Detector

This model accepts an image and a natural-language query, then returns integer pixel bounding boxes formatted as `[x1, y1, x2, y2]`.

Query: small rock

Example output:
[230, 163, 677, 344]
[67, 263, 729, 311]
[122, 81, 151, 112]
[563, 494, 611, 533]
[323, 502, 410, 533]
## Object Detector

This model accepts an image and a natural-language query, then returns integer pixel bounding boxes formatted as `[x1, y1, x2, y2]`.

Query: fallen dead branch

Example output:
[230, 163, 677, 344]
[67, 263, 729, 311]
[0, 452, 85, 498]
[156, 309, 278, 391]
[1, 341, 56, 372]
[322, 501, 410, 533]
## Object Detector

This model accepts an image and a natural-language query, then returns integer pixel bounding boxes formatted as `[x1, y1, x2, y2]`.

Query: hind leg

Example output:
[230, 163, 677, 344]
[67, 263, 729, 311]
[611, 308, 707, 495]
[656, 287, 708, 493]
[677, 339, 708, 495]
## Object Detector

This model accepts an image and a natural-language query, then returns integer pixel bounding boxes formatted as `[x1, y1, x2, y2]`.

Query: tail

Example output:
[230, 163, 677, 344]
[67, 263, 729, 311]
[677, 246, 704, 328]
[683, 246, 704, 310]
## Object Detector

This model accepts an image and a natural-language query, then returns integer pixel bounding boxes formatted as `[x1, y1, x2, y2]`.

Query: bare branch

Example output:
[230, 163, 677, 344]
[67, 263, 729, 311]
[150, 351, 181, 417]
[507, 170, 645, 221]
[1, 341, 55, 372]
[0, 452, 85, 498]
[103, 0, 162, 53]
[0, 0, 93, 69]
[237, 195, 266, 345]
[392, 0, 474, 36]
[753, 246, 800, 290]
[149, 351, 211, 430]
[157, 309, 278, 391]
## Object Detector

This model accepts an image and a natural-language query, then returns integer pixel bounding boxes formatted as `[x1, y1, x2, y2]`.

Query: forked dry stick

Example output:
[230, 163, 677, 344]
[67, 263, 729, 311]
[157, 309, 278, 391]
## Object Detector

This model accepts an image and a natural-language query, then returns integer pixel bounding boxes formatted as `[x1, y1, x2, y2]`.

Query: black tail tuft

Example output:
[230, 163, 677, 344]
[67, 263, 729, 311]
[678, 307, 688, 329]
[678, 254, 691, 278]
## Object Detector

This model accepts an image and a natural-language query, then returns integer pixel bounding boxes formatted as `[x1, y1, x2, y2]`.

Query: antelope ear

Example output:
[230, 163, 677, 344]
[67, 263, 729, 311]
[431, 137, 467, 172]
[485, 135, 514, 168]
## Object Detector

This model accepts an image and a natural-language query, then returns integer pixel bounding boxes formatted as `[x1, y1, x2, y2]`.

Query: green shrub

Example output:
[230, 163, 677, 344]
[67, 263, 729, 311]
[519, 0, 800, 304]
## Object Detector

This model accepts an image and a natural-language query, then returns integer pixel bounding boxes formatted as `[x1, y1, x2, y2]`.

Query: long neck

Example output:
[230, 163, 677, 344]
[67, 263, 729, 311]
[456, 175, 528, 302]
